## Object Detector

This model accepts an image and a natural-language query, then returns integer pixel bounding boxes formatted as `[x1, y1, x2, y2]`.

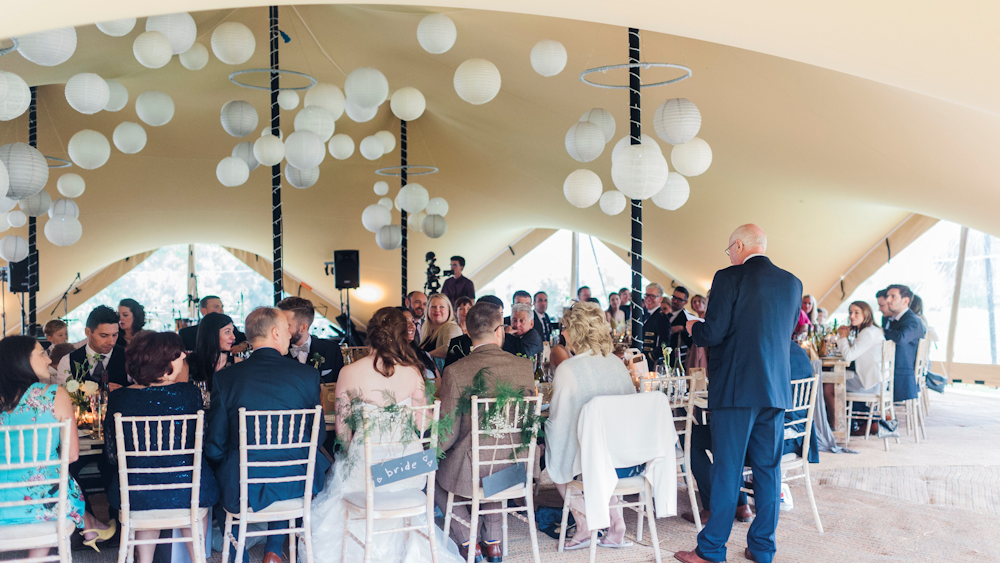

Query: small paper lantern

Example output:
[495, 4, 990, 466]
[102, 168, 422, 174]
[220, 100, 259, 137]
[285, 165, 319, 189]
[7, 210, 27, 228]
[232, 141, 259, 172]
[48, 198, 79, 219]
[179, 42, 209, 70]
[284, 131, 325, 169]
[133, 31, 172, 69]
[580, 108, 615, 144]
[278, 90, 300, 110]
[0, 72, 31, 121]
[359, 135, 385, 160]
[530, 40, 567, 77]
[362, 203, 392, 233]
[65, 73, 110, 115]
[293, 106, 335, 142]
[43, 216, 82, 247]
[376, 224, 402, 250]
[135, 91, 174, 126]
[408, 211, 426, 233]
[378, 197, 393, 209]
[345, 68, 388, 110]
[0, 194, 15, 213]
[611, 144, 669, 200]
[425, 197, 449, 216]
[390, 87, 425, 121]
[304, 83, 345, 121]
[57, 174, 85, 198]
[0, 235, 29, 262]
[217, 156, 249, 187]
[328, 134, 354, 160]
[0, 183, 8, 209]
[15, 28, 76, 67]
[260, 127, 283, 141]
[68, 130, 111, 170]
[396, 183, 429, 213]
[0, 143, 48, 199]
[565, 121, 605, 162]
[253, 135, 285, 167]
[0, 214, 9, 233]
[104, 79, 128, 112]
[454, 59, 501, 105]
[113, 121, 147, 154]
[374, 130, 396, 154]
[563, 169, 602, 208]
[654, 98, 701, 145]
[18, 190, 50, 217]
[146, 13, 197, 55]
[373, 181, 389, 196]
[211, 22, 255, 65]
[96, 19, 137, 37]
[345, 99, 377, 123]
[599, 190, 627, 215]
[417, 14, 457, 54]
[670, 137, 713, 177]
[423, 214, 447, 238]
[652, 172, 691, 210]
[611, 133, 659, 164]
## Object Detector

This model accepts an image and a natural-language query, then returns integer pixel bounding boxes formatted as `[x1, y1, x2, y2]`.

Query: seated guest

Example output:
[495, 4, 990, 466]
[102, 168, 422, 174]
[828, 301, 884, 420]
[883, 284, 926, 403]
[205, 307, 330, 563]
[400, 307, 438, 379]
[441, 256, 475, 306]
[56, 305, 128, 391]
[46, 343, 77, 383]
[103, 332, 219, 563]
[277, 296, 344, 383]
[531, 291, 553, 342]
[116, 298, 146, 349]
[444, 296, 528, 367]
[816, 307, 829, 326]
[178, 296, 247, 351]
[503, 290, 532, 325]
[454, 296, 474, 335]
[545, 302, 635, 549]
[190, 312, 241, 392]
[576, 286, 592, 303]
[666, 286, 694, 366]
[876, 288, 890, 327]
[640, 283, 670, 365]
[802, 294, 819, 325]
[606, 292, 626, 333]
[43, 319, 69, 351]
[508, 302, 543, 358]
[618, 287, 633, 322]
[419, 293, 464, 362]
[406, 291, 428, 341]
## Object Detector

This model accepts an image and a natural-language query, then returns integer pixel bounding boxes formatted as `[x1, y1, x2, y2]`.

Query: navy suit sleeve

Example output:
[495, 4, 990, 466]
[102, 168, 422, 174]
[204, 377, 229, 464]
[691, 270, 735, 348]
[884, 314, 924, 346]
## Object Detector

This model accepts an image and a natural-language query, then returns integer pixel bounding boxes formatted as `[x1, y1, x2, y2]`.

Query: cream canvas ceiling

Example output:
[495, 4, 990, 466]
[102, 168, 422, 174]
[1, 2, 998, 327]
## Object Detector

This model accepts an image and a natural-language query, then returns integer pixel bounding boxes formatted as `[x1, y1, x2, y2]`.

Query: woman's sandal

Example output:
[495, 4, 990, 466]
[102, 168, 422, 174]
[598, 537, 634, 548]
[564, 537, 592, 551]
[82, 519, 117, 552]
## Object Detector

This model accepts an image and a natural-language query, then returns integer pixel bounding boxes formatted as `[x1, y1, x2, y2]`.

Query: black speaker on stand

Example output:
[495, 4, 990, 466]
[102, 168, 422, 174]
[328, 250, 360, 345]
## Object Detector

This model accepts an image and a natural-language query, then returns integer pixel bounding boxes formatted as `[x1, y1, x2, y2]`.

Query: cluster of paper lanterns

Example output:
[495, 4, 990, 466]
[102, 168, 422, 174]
[414, 13, 501, 106]
[364, 180, 449, 250]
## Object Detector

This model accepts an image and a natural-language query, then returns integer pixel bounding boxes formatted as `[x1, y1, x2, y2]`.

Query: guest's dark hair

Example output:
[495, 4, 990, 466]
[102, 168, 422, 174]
[618, 287, 630, 294]
[118, 298, 146, 332]
[512, 290, 531, 303]
[466, 303, 503, 341]
[366, 307, 422, 378]
[587, 297, 600, 304]
[674, 286, 690, 299]
[476, 295, 504, 307]
[48, 343, 76, 368]
[450, 256, 466, 267]
[909, 294, 924, 316]
[577, 286, 590, 297]
[0, 336, 41, 412]
[875, 289, 888, 299]
[454, 296, 474, 310]
[193, 312, 235, 384]
[848, 301, 876, 333]
[277, 296, 316, 327]
[886, 284, 913, 301]
[199, 295, 221, 310]
[126, 332, 185, 386]
[606, 293, 620, 315]
[533, 291, 547, 301]
[86, 305, 119, 331]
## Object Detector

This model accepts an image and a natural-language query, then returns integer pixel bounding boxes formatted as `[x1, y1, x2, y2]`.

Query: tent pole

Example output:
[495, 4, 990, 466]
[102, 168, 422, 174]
[400, 119, 408, 305]
[945, 226, 969, 376]
[629, 28, 644, 350]
[27, 86, 38, 334]
[269, 5, 283, 305]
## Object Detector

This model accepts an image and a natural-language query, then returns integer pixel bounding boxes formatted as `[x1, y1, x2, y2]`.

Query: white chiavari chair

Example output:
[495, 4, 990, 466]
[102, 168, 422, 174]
[895, 338, 929, 443]
[846, 340, 898, 451]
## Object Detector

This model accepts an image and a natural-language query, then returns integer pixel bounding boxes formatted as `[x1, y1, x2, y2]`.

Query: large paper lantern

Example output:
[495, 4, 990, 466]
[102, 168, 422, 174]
[65, 73, 109, 115]
[146, 13, 197, 55]
[344, 99, 377, 123]
[376, 225, 402, 250]
[7, 210, 27, 228]
[220, 100, 258, 137]
[345, 68, 388, 110]
[454, 59, 501, 105]
[232, 141, 259, 172]
[304, 83, 345, 120]
[179, 42, 209, 70]
[104, 79, 128, 112]
[0, 196, 14, 213]
[15, 28, 76, 67]
[68, 130, 111, 170]
[362, 203, 391, 233]
[373, 181, 389, 196]
[0, 163, 7, 200]
[113, 121, 146, 154]
[654, 98, 701, 145]
[378, 197, 393, 209]
[0, 235, 29, 262]
[0, 72, 31, 121]
[563, 169, 602, 208]
[18, 190, 50, 217]
[211, 22, 255, 65]
[278, 90, 299, 111]
[390, 87, 425, 121]
[253, 134, 285, 167]
[284, 131, 325, 169]
[0, 214, 8, 233]
[530, 40, 567, 77]
[408, 211, 426, 233]
[565, 121, 604, 162]
[652, 172, 691, 210]
[135, 91, 174, 126]
[425, 197, 449, 217]
[328, 134, 354, 160]
[359, 136, 385, 160]
[611, 144, 669, 200]
[417, 14, 457, 54]
[43, 216, 82, 247]
[599, 190, 627, 215]
[611, 133, 659, 164]
[48, 198, 79, 219]
[423, 214, 447, 238]
[580, 108, 615, 143]
[57, 174, 85, 198]
[374, 130, 396, 154]
[293, 106, 335, 142]
[0, 143, 47, 200]
[396, 183, 429, 213]
[96, 19, 137, 37]
[670, 137, 712, 177]
[216, 157, 249, 187]
[133, 31, 172, 69]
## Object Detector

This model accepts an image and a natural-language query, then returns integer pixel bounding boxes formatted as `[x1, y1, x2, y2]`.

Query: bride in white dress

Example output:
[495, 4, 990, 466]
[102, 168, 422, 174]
[306, 308, 464, 563]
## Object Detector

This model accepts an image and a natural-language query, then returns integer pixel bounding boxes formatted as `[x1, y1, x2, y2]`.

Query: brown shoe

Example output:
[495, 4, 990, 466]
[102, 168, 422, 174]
[480, 541, 502, 563]
[735, 503, 754, 523]
[674, 549, 716, 563]
[681, 509, 711, 525]
[262, 552, 282, 563]
[458, 542, 483, 563]
[744, 547, 757, 561]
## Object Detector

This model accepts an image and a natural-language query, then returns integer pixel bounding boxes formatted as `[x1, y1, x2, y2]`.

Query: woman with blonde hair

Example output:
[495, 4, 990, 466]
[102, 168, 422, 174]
[419, 293, 463, 363]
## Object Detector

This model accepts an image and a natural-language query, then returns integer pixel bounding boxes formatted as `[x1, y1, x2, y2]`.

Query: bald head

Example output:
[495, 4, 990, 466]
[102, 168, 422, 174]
[728, 224, 767, 265]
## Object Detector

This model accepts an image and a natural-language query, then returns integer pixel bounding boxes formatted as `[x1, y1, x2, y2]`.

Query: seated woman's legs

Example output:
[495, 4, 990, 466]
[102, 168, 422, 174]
[555, 482, 627, 547]
[823, 383, 837, 427]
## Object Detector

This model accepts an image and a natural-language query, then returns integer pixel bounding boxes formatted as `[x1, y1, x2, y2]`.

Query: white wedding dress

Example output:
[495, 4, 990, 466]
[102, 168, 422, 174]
[305, 398, 465, 563]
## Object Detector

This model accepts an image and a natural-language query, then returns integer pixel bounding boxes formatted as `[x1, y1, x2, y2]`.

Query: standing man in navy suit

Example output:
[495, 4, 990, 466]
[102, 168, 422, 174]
[883, 284, 926, 402]
[675, 225, 802, 563]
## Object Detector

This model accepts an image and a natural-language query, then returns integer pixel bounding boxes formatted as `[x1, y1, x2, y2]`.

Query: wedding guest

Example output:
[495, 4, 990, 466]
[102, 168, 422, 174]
[419, 293, 463, 361]
[278, 296, 344, 383]
[641, 283, 670, 365]
[801, 294, 819, 325]
[443, 297, 523, 367]
[508, 302, 543, 358]
[441, 256, 475, 305]
[406, 291, 428, 341]
[400, 308, 438, 379]
[576, 286, 592, 303]
[883, 284, 926, 403]
[454, 296, 474, 335]
[687, 294, 710, 370]
[532, 291, 553, 342]
[816, 308, 829, 326]
[43, 319, 69, 350]
[876, 288, 890, 327]
[116, 298, 146, 349]
[46, 343, 76, 383]
[56, 305, 128, 391]
[828, 301, 884, 431]
[503, 290, 532, 325]
[618, 287, 633, 322]
[178, 296, 247, 351]
[104, 332, 219, 563]
[691, 295, 707, 318]
[666, 287, 694, 366]
[605, 293, 626, 333]
[190, 312, 239, 393]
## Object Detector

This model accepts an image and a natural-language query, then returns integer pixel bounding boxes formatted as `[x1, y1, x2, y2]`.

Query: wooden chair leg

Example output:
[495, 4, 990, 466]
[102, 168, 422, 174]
[802, 467, 824, 533]
[557, 486, 571, 552]
[364, 509, 375, 563]
[636, 492, 644, 541]
[844, 401, 853, 444]
[589, 529, 599, 563]
[117, 521, 131, 563]
[468, 496, 480, 563]
[501, 499, 508, 556]
[303, 510, 314, 563]
[683, 459, 702, 532]
[288, 518, 296, 563]
[235, 518, 248, 563]
[427, 511, 440, 563]
[221, 513, 233, 563]
[443, 492, 454, 539]
[645, 482, 662, 563]
[340, 512, 350, 562]
[524, 490, 541, 563]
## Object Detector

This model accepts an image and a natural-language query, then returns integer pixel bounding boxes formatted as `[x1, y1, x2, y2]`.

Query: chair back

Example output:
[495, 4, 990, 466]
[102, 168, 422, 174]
[470, 395, 542, 498]
[881, 340, 896, 395]
[913, 338, 929, 379]
[343, 347, 369, 365]
[0, 419, 72, 542]
[688, 367, 707, 392]
[643, 375, 694, 454]
[785, 377, 819, 462]
[359, 400, 441, 501]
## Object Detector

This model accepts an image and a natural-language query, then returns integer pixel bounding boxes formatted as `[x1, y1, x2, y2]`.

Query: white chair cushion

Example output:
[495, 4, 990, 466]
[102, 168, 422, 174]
[255, 498, 304, 514]
[128, 507, 210, 526]
[566, 475, 646, 495]
[343, 490, 428, 512]
[845, 392, 880, 402]
[0, 521, 68, 541]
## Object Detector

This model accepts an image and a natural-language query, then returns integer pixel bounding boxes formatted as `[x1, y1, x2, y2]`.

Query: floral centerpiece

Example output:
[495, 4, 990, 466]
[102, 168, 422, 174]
[65, 354, 103, 428]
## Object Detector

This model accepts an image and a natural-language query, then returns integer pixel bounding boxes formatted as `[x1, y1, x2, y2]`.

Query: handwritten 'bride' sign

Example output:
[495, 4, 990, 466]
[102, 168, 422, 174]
[371, 450, 438, 487]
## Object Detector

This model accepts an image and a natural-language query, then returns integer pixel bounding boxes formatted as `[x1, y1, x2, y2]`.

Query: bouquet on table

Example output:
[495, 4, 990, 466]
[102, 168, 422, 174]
[65, 354, 105, 433]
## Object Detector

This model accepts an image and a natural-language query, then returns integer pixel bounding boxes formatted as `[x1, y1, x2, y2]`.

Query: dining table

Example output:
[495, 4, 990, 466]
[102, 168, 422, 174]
[820, 357, 848, 443]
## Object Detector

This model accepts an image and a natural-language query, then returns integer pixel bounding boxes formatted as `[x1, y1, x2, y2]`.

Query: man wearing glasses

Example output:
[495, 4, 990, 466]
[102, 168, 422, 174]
[666, 287, 695, 366]
[641, 283, 670, 365]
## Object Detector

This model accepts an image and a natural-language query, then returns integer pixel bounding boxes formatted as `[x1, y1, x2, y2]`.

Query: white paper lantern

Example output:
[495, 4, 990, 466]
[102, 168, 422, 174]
[96, 19, 136, 37]
[654, 98, 701, 145]
[0, 214, 9, 233]
[68, 130, 111, 170]
[304, 84, 345, 121]
[611, 133, 659, 164]
[408, 211, 426, 233]
[345, 68, 388, 110]
[15, 28, 76, 67]
[562, 169, 602, 208]
[328, 134, 354, 160]
[373, 181, 389, 196]
[396, 183, 429, 213]
[146, 13, 197, 55]
[57, 174, 85, 198]
[0, 235, 29, 262]
[104, 79, 128, 112]
[211, 22, 255, 65]
[425, 197, 449, 217]
[113, 121, 146, 154]
[220, 100, 258, 137]
[284, 165, 319, 189]
[374, 131, 396, 154]
[0, 72, 31, 121]
[7, 210, 26, 228]
[362, 203, 392, 233]
[260, 127, 283, 141]
[18, 190, 50, 217]
[253, 135, 285, 167]
[232, 141, 259, 172]
[64, 73, 109, 115]
[0, 143, 48, 200]
[284, 131, 325, 169]
[390, 87, 425, 121]
[580, 108, 615, 144]
[565, 121, 604, 162]
[530, 40, 567, 77]
[423, 214, 447, 239]
[179, 42, 209, 70]
[278, 90, 299, 111]
[454, 59, 501, 105]
[670, 137, 713, 177]
[378, 197, 393, 210]
[293, 106, 335, 142]
[133, 31, 172, 69]
[48, 198, 79, 219]
[599, 190, 627, 215]
[0, 164, 7, 203]
[0, 195, 15, 213]
[345, 99, 377, 123]
[652, 172, 691, 210]
[216, 157, 249, 187]
[376, 225, 402, 250]
[417, 14, 457, 54]
[359, 136, 385, 161]
[611, 144, 669, 200]
[135, 91, 174, 126]
[43, 217, 82, 247]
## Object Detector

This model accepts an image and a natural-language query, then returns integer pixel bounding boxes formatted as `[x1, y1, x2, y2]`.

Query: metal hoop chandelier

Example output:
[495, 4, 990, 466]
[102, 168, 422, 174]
[0, 38, 19, 57]
[580, 62, 691, 89]
[375, 165, 439, 177]
[229, 68, 317, 91]
[45, 156, 71, 169]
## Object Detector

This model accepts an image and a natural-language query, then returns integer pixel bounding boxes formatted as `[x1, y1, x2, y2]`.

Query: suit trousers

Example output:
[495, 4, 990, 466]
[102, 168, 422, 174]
[689, 424, 747, 509]
[696, 407, 783, 563]
[434, 483, 502, 545]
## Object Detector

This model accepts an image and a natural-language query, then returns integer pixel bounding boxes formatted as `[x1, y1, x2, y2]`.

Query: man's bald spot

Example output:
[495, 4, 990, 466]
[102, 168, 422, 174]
[730, 223, 767, 252]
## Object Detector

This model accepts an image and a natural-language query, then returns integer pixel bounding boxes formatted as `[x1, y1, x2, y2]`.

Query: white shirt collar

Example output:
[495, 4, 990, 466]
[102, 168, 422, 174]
[85, 344, 111, 370]
[890, 310, 906, 322]
[743, 253, 766, 263]
[646, 305, 660, 315]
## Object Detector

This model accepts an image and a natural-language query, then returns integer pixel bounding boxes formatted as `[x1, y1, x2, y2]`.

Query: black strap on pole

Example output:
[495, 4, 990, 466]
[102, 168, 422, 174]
[629, 28, 644, 350]
[269, 6, 283, 305]
[400, 119, 408, 305]
[27, 86, 38, 333]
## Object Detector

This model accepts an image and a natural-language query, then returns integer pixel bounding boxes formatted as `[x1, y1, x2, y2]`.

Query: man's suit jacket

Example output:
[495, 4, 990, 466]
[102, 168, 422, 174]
[883, 309, 925, 402]
[288, 337, 345, 384]
[437, 344, 536, 498]
[205, 347, 330, 513]
[179, 323, 247, 351]
[68, 345, 129, 389]
[666, 308, 693, 364]
[691, 256, 802, 410]
[530, 311, 553, 343]
[444, 333, 521, 367]
[641, 308, 671, 365]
